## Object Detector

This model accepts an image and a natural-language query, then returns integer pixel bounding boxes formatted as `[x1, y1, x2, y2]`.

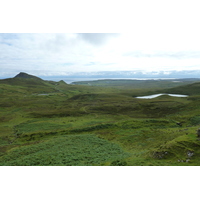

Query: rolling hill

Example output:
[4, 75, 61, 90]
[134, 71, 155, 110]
[163, 81, 200, 95]
[1, 72, 200, 166]
[0, 72, 67, 94]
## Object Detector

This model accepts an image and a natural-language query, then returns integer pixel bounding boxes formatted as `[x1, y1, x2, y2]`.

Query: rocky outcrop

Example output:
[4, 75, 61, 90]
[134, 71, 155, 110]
[196, 128, 200, 138]
[187, 150, 194, 158]
[152, 151, 168, 159]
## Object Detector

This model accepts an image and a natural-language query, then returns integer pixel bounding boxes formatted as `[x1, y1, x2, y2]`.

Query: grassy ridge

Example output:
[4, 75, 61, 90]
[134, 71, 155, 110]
[163, 82, 200, 95]
[72, 79, 199, 89]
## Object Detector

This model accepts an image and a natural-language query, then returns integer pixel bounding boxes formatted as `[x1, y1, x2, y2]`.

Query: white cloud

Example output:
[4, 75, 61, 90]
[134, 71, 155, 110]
[1, 26, 200, 77]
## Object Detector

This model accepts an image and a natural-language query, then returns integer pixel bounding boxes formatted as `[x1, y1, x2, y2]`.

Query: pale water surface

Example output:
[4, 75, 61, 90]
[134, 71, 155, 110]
[136, 93, 188, 99]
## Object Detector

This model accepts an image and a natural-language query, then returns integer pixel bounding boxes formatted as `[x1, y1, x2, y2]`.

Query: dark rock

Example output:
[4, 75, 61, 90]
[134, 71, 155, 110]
[176, 122, 182, 126]
[153, 151, 167, 159]
[187, 151, 194, 157]
[196, 128, 200, 137]
[111, 160, 127, 166]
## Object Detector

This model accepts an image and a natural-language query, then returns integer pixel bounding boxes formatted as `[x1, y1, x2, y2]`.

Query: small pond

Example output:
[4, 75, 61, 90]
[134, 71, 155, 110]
[136, 93, 188, 99]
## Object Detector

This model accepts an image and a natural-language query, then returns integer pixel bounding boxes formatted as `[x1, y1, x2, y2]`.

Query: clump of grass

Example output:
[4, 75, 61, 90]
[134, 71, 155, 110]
[189, 115, 200, 125]
[0, 134, 130, 166]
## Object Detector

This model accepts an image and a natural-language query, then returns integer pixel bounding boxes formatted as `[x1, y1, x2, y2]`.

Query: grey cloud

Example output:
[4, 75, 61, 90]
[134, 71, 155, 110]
[77, 33, 120, 45]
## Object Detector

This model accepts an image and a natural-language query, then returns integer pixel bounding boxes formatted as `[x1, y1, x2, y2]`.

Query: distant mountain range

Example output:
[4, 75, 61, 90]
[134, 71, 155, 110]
[39, 70, 200, 79]
[1, 70, 200, 80]
[1, 72, 200, 96]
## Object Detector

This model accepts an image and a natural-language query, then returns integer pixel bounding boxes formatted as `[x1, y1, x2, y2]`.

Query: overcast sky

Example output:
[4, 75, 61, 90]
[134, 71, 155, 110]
[1, 0, 200, 77]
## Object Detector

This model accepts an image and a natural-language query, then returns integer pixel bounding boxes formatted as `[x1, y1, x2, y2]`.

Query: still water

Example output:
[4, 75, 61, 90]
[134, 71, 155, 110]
[136, 93, 188, 99]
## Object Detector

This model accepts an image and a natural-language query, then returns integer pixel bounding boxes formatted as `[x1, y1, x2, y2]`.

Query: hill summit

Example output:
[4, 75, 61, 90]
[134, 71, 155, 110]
[14, 72, 42, 80]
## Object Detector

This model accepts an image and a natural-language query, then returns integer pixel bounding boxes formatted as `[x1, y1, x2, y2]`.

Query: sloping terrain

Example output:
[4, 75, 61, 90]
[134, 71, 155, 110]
[1, 73, 200, 165]
[163, 81, 200, 95]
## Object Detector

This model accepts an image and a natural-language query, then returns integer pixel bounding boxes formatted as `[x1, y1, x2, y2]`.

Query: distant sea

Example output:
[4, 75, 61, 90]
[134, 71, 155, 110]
[43, 77, 178, 84]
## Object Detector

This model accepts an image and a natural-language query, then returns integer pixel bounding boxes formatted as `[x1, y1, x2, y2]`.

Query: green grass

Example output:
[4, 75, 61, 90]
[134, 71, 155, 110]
[1, 75, 200, 165]
[0, 134, 130, 166]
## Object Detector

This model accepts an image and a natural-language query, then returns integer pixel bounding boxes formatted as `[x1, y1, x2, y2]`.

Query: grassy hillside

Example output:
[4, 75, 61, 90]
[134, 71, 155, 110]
[163, 81, 200, 95]
[1, 74, 200, 165]
[72, 78, 200, 89]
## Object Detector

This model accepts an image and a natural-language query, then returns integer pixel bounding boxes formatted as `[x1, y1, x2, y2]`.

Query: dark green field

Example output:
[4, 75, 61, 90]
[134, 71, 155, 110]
[1, 72, 200, 166]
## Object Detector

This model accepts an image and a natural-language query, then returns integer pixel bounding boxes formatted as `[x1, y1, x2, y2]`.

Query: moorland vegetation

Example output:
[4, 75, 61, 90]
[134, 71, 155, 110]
[1, 72, 200, 165]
